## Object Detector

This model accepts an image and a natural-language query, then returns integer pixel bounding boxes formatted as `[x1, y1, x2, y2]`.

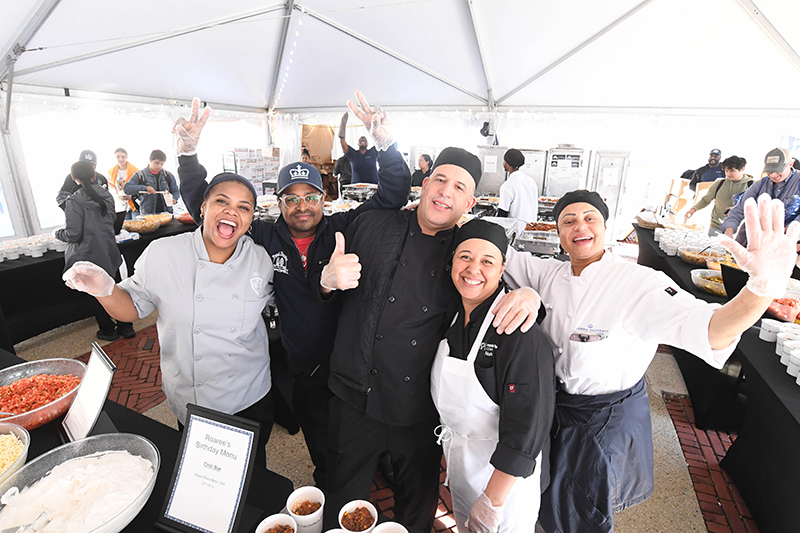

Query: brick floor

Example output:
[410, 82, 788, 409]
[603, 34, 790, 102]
[664, 393, 759, 533]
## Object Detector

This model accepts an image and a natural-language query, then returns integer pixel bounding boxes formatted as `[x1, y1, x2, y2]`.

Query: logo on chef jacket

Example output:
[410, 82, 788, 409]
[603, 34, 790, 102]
[665, 287, 677, 296]
[289, 165, 310, 180]
[508, 384, 516, 393]
[251, 272, 263, 296]
[480, 342, 497, 357]
[272, 251, 289, 275]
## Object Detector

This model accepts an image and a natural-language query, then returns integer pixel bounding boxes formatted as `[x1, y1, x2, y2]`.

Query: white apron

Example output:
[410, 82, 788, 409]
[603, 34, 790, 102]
[431, 290, 542, 532]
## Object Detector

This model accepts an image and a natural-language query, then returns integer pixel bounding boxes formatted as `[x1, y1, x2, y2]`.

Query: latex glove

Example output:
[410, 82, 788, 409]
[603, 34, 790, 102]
[491, 286, 541, 334]
[717, 194, 800, 298]
[320, 232, 361, 291]
[172, 97, 211, 156]
[465, 493, 503, 533]
[346, 90, 394, 151]
[684, 208, 696, 220]
[338, 112, 348, 139]
[62, 261, 115, 297]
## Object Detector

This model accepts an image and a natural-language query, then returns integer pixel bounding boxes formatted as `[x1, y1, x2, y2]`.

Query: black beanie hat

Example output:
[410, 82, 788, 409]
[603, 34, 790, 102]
[432, 147, 483, 187]
[504, 149, 525, 169]
[553, 190, 609, 223]
[454, 219, 509, 261]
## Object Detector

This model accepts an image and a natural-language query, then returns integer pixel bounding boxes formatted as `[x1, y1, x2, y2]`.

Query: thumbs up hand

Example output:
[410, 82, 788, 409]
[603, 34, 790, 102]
[321, 232, 361, 291]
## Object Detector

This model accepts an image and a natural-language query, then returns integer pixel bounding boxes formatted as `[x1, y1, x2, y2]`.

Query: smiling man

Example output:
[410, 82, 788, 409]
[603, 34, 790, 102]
[503, 189, 800, 533]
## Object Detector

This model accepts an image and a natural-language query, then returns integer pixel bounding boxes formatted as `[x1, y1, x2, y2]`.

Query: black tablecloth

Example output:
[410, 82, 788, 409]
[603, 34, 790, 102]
[0, 348, 293, 533]
[634, 223, 745, 430]
[0, 221, 196, 344]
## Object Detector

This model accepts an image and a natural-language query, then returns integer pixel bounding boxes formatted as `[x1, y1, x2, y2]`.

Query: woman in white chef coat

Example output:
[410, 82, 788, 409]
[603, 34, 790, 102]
[63, 170, 275, 468]
[502, 190, 800, 533]
[431, 219, 555, 533]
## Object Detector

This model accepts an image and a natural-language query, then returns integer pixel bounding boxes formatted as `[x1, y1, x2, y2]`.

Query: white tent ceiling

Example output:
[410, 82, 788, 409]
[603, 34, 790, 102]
[2, 0, 800, 113]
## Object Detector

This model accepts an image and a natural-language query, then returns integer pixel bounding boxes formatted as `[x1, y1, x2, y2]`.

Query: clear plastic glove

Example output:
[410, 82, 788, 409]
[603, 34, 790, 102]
[717, 194, 800, 298]
[338, 112, 348, 139]
[465, 493, 504, 533]
[320, 232, 361, 291]
[172, 97, 211, 156]
[346, 90, 394, 151]
[62, 261, 115, 297]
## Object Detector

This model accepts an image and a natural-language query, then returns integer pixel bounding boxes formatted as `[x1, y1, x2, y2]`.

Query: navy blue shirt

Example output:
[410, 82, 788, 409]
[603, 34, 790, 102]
[700, 165, 724, 183]
[346, 145, 379, 184]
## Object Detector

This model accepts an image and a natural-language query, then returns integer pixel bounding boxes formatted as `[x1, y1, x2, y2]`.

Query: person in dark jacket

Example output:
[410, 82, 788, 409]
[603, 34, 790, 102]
[56, 150, 109, 210]
[55, 161, 134, 341]
[411, 154, 432, 187]
[333, 155, 352, 187]
[175, 94, 411, 489]
[688, 148, 724, 192]
[124, 150, 180, 214]
[319, 146, 543, 533]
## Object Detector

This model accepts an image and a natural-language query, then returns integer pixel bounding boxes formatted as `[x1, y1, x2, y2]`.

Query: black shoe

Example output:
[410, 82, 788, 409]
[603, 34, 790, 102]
[117, 325, 136, 339]
[96, 330, 121, 342]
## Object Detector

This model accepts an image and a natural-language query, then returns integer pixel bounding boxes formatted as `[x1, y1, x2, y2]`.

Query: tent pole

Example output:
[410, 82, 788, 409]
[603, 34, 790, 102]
[12, 5, 285, 79]
[465, 0, 494, 109]
[0, 101, 36, 236]
[296, 4, 487, 105]
[495, 0, 657, 106]
[0, 0, 63, 83]
[2, 61, 13, 134]
[734, 0, 800, 73]
[268, 1, 296, 111]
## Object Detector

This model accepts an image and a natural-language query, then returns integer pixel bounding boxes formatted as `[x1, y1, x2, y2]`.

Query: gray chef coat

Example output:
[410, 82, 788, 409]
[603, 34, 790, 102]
[118, 228, 274, 423]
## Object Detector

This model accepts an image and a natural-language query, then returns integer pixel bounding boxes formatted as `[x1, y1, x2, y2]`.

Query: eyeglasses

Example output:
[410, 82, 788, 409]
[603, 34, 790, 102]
[280, 193, 323, 208]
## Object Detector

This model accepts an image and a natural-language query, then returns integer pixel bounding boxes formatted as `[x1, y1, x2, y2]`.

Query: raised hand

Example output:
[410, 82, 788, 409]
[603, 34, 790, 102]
[63, 261, 115, 297]
[172, 97, 211, 156]
[718, 193, 800, 298]
[338, 112, 348, 139]
[346, 90, 393, 151]
[320, 232, 361, 291]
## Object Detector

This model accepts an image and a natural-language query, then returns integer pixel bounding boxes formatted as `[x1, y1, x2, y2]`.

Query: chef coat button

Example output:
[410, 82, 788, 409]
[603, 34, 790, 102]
[194, 356, 201, 362]
[409, 230, 415, 237]
[197, 382, 202, 387]
[403, 376, 410, 382]
[376, 333, 383, 340]
[198, 262, 204, 268]
[232, 294, 239, 300]
[230, 327, 236, 333]
[440, 238, 446, 244]
[567, 312, 572, 317]
[388, 295, 396, 303]
[429, 270, 435, 276]
[228, 265, 234, 271]
[558, 348, 563, 354]
[366, 387, 372, 394]
[229, 353, 234, 357]
[371, 369, 378, 375]
[400, 260, 407, 267]
[194, 328, 201, 335]
[421, 305, 428, 313]
[195, 295, 202, 302]
[410, 339, 417, 346]
[228, 373, 234, 378]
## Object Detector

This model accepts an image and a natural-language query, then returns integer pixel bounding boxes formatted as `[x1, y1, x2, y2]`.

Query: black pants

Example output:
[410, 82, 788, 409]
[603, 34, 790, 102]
[288, 355, 333, 488]
[178, 390, 274, 469]
[323, 396, 441, 533]
[94, 270, 132, 334]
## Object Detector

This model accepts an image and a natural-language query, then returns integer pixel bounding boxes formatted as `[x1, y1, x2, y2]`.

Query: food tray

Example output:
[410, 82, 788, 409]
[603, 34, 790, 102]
[0, 359, 86, 430]
[690, 269, 727, 297]
[766, 297, 800, 322]
[677, 246, 726, 267]
[409, 187, 422, 202]
[513, 238, 560, 255]
[517, 230, 560, 244]
[122, 218, 160, 234]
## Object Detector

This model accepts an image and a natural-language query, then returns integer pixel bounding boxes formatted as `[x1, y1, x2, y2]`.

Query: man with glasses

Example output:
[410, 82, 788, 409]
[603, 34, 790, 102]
[721, 147, 799, 246]
[176, 93, 410, 489]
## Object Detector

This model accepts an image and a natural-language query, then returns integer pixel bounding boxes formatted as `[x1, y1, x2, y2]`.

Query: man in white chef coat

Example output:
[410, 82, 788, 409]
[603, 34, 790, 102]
[497, 148, 538, 223]
[502, 189, 799, 533]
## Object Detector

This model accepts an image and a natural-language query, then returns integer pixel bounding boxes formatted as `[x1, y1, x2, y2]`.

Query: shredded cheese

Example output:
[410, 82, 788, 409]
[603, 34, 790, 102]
[0, 434, 24, 474]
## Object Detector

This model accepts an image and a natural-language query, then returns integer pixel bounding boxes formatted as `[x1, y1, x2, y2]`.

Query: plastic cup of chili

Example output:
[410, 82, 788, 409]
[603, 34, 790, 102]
[286, 486, 324, 533]
[255, 513, 297, 533]
[338, 500, 377, 533]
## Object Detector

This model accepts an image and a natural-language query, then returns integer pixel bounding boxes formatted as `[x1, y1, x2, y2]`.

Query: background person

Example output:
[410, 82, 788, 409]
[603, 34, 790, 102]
[411, 154, 433, 187]
[55, 161, 134, 341]
[497, 148, 538, 222]
[685, 155, 752, 236]
[108, 148, 139, 220]
[431, 218, 554, 533]
[688, 148, 724, 193]
[56, 150, 109, 210]
[63, 169, 275, 468]
[124, 149, 180, 214]
[338, 112, 379, 184]
[503, 190, 800, 533]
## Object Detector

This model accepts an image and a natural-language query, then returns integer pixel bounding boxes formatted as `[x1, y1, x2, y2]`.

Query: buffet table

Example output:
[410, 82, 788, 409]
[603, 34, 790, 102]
[0, 220, 196, 344]
[634, 223, 800, 533]
[0, 348, 293, 533]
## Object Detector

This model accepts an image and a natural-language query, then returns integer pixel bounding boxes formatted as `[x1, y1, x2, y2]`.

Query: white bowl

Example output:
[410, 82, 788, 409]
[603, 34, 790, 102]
[782, 343, 800, 365]
[287, 486, 324, 533]
[788, 352, 800, 377]
[373, 523, 408, 533]
[0, 423, 29, 484]
[256, 513, 297, 533]
[760, 319, 782, 341]
[338, 500, 377, 533]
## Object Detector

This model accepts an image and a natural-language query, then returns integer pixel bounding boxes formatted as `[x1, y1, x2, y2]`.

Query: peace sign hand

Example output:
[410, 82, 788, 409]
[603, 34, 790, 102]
[172, 97, 211, 156]
[346, 90, 394, 151]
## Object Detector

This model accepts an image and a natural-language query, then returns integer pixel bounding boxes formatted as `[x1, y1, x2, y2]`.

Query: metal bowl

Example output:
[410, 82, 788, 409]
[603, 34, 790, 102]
[0, 359, 87, 430]
[0, 423, 29, 484]
[0, 433, 160, 533]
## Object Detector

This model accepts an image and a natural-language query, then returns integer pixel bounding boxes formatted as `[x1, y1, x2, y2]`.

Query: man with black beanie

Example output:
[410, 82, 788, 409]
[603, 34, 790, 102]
[498, 148, 538, 222]
[319, 147, 542, 533]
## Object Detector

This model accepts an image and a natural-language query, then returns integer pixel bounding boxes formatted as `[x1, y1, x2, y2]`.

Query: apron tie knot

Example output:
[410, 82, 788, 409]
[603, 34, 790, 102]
[434, 424, 453, 446]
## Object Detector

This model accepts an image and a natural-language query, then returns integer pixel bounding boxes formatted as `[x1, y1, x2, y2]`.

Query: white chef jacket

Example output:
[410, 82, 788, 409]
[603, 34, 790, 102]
[119, 227, 274, 423]
[498, 171, 539, 223]
[504, 248, 738, 396]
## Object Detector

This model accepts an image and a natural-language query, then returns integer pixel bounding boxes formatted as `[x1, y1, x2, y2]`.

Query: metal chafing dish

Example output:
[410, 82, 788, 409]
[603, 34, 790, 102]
[538, 196, 559, 222]
[514, 228, 561, 255]
[342, 183, 378, 202]
[409, 186, 422, 202]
